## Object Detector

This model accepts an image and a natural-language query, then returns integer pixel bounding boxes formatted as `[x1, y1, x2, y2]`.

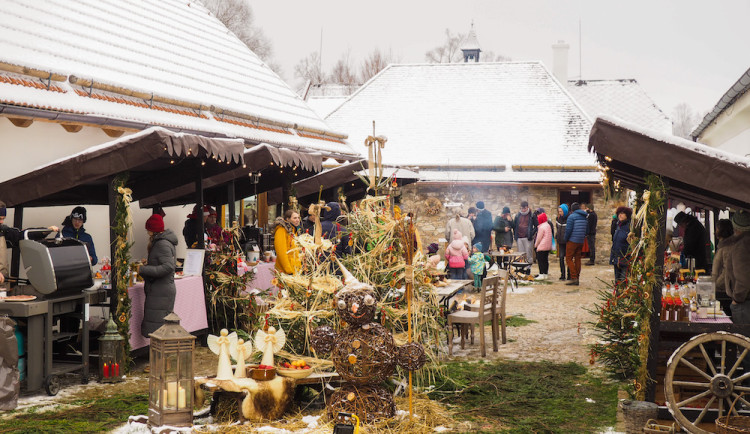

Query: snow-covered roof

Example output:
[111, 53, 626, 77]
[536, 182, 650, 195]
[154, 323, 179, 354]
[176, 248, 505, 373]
[306, 96, 349, 119]
[460, 28, 481, 51]
[566, 79, 672, 134]
[691, 67, 750, 139]
[0, 0, 359, 158]
[417, 170, 600, 183]
[596, 115, 750, 169]
[325, 62, 595, 170]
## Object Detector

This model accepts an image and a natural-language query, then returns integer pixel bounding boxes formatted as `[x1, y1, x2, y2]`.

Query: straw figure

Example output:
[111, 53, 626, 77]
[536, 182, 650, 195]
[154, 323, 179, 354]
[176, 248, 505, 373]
[311, 263, 427, 423]
[255, 326, 286, 368]
[232, 338, 253, 378]
[207, 329, 238, 380]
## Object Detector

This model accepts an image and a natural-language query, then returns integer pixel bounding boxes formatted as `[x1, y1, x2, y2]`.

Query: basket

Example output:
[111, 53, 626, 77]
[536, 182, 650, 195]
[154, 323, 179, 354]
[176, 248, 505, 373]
[620, 400, 659, 434]
[644, 419, 677, 433]
[716, 393, 750, 434]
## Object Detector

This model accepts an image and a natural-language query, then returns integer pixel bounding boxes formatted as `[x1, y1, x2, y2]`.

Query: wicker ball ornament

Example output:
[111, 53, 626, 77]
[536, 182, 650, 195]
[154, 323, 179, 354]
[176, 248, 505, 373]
[312, 264, 427, 422]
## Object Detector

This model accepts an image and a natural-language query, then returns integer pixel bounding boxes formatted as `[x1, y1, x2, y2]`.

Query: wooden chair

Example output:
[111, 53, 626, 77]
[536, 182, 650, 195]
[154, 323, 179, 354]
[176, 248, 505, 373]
[448, 272, 508, 356]
[466, 270, 509, 346]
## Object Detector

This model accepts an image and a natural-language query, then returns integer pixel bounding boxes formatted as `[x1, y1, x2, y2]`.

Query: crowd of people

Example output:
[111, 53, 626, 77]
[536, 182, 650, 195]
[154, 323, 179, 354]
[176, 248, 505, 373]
[439, 200, 612, 286]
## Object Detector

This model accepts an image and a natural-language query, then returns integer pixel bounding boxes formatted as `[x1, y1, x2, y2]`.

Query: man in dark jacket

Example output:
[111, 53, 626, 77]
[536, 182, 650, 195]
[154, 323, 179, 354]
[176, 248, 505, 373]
[493, 206, 514, 250]
[182, 204, 204, 249]
[473, 201, 493, 253]
[61, 206, 98, 265]
[513, 201, 538, 264]
[610, 206, 632, 282]
[583, 204, 598, 266]
[674, 211, 710, 272]
[564, 203, 588, 285]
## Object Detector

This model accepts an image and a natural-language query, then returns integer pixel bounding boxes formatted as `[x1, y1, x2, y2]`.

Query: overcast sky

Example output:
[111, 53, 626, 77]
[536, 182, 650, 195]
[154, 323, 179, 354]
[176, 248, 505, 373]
[253, 0, 750, 117]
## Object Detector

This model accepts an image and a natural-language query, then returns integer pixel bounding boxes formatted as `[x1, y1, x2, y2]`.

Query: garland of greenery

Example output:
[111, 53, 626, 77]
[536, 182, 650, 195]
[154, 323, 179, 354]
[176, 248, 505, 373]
[589, 173, 665, 400]
[112, 173, 134, 368]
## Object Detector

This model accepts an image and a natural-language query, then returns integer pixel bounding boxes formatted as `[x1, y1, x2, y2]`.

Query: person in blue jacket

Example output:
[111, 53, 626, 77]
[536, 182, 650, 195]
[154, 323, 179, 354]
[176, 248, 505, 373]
[61, 206, 98, 265]
[564, 202, 588, 286]
[610, 206, 632, 282]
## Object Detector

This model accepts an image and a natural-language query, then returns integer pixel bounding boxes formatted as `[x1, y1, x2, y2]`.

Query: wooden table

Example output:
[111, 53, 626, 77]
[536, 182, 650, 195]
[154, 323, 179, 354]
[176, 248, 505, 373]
[435, 279, 474, 312]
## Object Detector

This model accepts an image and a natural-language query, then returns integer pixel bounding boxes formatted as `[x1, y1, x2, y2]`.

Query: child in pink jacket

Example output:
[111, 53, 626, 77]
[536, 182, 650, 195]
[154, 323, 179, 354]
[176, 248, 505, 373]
[445, 229, 469, 279]
[534, 213, 552, 280]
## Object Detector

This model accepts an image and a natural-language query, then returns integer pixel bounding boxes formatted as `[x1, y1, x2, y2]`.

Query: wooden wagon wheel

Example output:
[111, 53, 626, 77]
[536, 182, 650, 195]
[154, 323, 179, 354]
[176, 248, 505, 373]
[665, 331, 750, 433]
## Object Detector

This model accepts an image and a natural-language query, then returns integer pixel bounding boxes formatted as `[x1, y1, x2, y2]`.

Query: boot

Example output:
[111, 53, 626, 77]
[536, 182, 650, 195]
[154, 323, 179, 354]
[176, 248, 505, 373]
[566, 279, 579, 286]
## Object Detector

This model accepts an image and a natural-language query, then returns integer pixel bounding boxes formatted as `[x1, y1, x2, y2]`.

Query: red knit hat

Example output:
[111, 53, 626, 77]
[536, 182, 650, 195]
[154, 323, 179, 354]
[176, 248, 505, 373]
[145, 214, 164, 233]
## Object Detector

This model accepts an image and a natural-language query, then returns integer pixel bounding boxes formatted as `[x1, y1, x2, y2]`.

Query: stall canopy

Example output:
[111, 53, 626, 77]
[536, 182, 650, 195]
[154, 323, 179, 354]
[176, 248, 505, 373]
[0, 127, 245, 207]
[265, 161, 420, 205]
[589, 116, 750, 211]
[138, 144, 325, 207]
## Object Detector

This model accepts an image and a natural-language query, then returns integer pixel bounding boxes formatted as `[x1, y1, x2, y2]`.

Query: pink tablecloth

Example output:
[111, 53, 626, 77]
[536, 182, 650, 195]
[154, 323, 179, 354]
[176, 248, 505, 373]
[128, 275, 208, 350]
[246, 261, 276, 291]
[690, 311, 733, 324]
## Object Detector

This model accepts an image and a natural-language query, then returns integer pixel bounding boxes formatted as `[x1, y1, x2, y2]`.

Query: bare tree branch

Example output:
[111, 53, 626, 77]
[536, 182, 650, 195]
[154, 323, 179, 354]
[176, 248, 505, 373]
[425, 29, 465, 63]
[202, 0, 283, 76]
[672, 103, 700, 139]
[294, 51, 326, 84]
[329, 50, 359, 85]
[359, 48, 398, 83]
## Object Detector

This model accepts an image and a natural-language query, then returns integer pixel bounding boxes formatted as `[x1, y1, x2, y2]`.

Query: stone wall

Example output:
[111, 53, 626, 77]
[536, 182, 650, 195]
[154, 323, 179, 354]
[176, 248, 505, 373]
[398, 182, 614, 264]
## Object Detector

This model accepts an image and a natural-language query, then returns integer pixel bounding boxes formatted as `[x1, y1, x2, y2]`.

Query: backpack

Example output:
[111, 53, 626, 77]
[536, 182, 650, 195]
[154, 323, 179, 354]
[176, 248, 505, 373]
[447, 254, 465, 269]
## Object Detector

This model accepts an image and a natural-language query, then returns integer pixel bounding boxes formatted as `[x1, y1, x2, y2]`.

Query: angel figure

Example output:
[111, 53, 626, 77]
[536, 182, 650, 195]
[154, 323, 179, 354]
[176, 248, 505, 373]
[255, 326, 286, 368]
[231, 338, 254, 378]
[207, 329, 238, 380]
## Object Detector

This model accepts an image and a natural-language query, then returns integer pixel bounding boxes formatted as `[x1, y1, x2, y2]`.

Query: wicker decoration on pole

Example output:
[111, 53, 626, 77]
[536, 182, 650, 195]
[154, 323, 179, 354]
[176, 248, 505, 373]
[311, 261, 427, 423]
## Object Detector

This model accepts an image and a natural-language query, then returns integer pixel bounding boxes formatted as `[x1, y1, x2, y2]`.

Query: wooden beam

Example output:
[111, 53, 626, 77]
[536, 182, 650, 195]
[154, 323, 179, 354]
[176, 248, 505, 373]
[61, 123, 83, 133]
[8, 117, 33, 128]
[102, 128, 124, 138]
[258, 192, 268, 228]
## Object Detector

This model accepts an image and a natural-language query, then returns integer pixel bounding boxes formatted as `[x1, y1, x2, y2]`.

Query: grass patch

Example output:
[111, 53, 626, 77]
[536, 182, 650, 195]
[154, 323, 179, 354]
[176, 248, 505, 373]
[0, 393, 148, 433]
[427, 360, 618, 433]
[505, 314, 536, 327]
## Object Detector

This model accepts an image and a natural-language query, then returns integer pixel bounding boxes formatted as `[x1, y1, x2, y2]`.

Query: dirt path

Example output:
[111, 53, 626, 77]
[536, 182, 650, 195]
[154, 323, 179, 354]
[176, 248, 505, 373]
[445, 263, 614, 369]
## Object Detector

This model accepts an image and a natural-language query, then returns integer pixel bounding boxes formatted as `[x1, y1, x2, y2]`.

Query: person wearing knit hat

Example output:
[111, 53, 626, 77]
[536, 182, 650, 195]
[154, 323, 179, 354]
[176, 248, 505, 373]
[139, 213, 178, 339]
[62, 206, 98, 265]
[183, 204, 205, 248]
[564, 202, 588, 285]
[534, 212, 552, 280]
[468, 242, 486, 288]
[472, 202, 493, 253]
[427, 242, 440, 256]
[714, 209, 750, 378]
[493, 206, 514, 251]
[610, 206, 633, 282]
[514, 200, 538, 266]
[582, 203, 598, 266]
[555, 204, 570, 280]
[674, 211, 709, 271]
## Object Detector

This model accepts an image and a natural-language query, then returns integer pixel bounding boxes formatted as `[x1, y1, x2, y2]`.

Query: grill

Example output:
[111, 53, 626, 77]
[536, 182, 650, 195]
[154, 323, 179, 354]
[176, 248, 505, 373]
[18, 229, 94, 297]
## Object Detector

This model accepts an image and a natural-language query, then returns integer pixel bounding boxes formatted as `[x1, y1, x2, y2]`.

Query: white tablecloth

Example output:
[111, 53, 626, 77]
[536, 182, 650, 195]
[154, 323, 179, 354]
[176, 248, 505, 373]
[128, 275, 208, 350]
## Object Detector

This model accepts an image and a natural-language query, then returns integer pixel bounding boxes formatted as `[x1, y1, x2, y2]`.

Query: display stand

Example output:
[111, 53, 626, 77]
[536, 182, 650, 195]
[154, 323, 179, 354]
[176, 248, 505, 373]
[0, 288, 106, 395]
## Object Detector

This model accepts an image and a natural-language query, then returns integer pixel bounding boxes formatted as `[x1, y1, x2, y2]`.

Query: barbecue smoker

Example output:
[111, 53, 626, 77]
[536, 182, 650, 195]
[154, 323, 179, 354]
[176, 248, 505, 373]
[0, 229, 104, 395]
[18, 229, 94, 298]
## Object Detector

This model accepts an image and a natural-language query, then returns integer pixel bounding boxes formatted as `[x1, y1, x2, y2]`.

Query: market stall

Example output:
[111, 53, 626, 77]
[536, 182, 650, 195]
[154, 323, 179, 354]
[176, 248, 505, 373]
[588, 116, 750, 432]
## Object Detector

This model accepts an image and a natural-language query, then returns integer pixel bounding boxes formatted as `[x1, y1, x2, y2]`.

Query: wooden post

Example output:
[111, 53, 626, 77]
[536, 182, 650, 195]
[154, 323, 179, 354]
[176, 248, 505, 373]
[646, 179, 668, 402]
[108, 176, 119, 315]
[10, 206, 23, 278]
[227, 180, 236, 227]
[195, 161, 205, 249]
[257, 193, 268, 228]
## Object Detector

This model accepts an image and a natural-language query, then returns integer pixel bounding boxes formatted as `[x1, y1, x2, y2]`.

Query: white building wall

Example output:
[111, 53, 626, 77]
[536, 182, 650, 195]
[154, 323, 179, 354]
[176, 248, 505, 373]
[0, 120, 194, 273]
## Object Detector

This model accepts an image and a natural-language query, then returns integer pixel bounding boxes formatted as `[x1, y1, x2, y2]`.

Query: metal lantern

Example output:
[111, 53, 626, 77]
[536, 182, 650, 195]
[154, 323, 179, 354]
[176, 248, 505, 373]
[98, 317, 124, 383]
[148, 312, 196, 428]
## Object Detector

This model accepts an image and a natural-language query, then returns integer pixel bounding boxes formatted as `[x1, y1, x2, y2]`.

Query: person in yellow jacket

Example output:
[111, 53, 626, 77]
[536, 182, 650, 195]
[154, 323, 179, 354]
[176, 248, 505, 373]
[274, 209, 302, 274]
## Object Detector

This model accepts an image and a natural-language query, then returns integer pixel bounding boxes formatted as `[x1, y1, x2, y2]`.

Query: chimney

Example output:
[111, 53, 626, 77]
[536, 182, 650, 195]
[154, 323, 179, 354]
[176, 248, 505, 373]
[551, 40, 569, 84]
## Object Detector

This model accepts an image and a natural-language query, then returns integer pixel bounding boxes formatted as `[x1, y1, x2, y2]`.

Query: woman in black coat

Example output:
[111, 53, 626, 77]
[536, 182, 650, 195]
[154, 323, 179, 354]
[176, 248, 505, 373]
[610, 207, 632, 283]
[139, 214, 178, 337]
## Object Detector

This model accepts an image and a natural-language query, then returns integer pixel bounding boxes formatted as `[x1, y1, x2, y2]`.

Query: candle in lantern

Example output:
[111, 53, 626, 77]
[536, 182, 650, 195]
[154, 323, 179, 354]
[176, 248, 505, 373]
[103, 362, 109, 378]
[162, 388, 169, 407]
[177, 386, 186, 409]
[114, 362, 120, 377]
[167, 382, 178, 407]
